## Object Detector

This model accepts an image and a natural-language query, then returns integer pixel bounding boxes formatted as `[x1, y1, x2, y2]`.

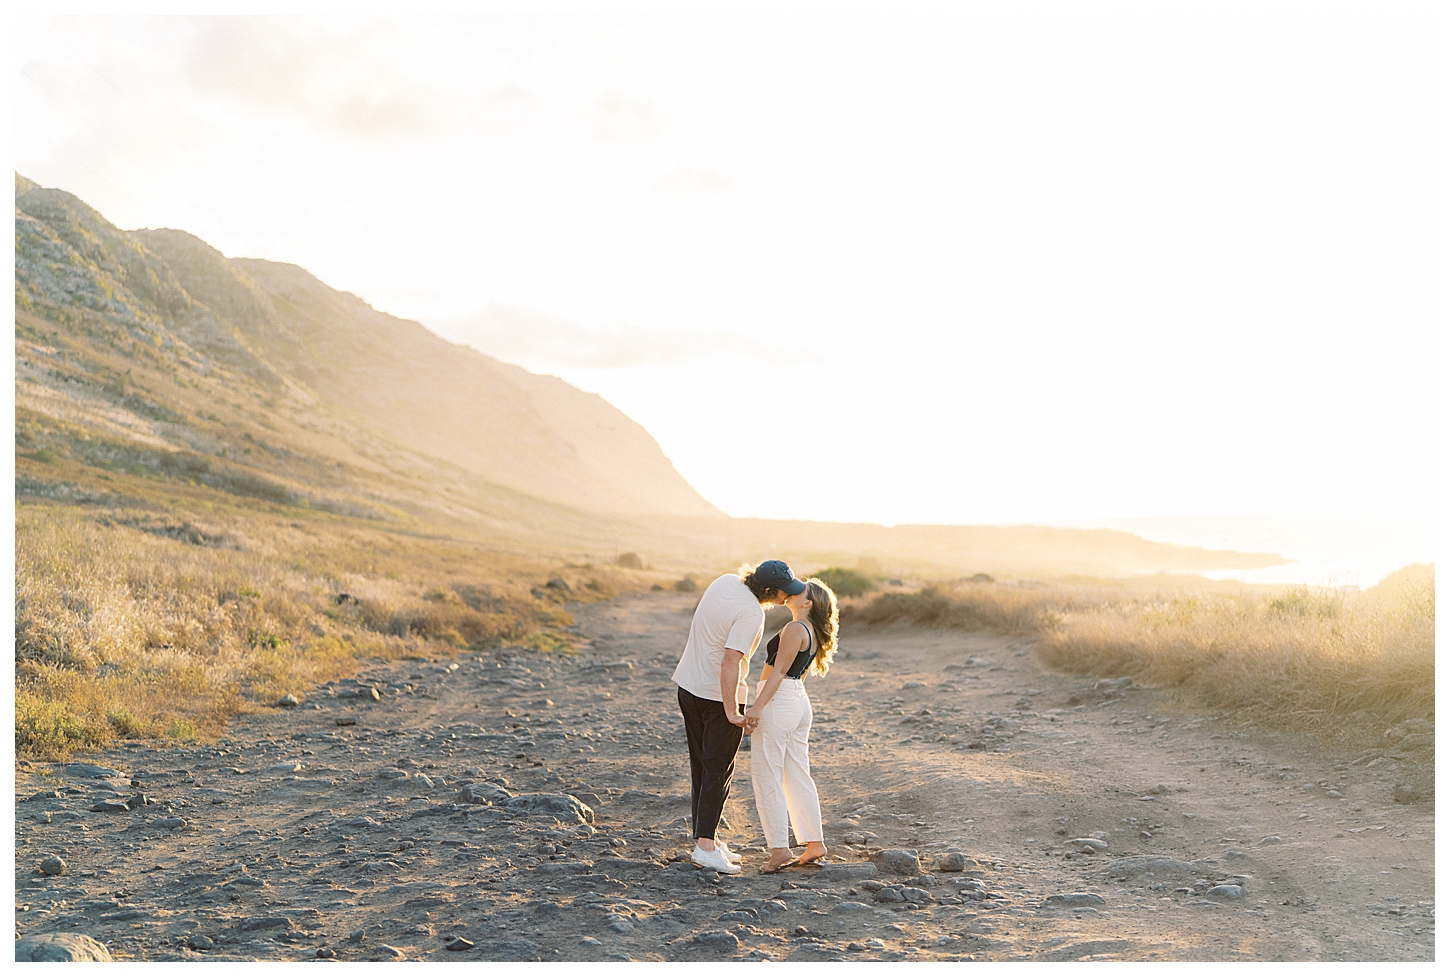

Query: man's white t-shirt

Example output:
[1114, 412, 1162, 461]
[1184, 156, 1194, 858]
[672, 574, 765, 705]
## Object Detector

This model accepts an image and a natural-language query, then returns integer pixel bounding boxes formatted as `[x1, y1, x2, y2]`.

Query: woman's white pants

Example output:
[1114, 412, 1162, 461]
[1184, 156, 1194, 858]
[750, 679, 823, 849]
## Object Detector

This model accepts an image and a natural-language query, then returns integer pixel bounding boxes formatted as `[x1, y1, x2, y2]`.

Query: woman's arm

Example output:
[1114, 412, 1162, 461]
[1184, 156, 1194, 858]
[747, 622, 806, 720]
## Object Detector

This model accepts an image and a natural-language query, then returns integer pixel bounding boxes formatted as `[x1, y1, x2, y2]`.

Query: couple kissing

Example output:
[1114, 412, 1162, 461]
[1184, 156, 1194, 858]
[671, 559, 839, 875]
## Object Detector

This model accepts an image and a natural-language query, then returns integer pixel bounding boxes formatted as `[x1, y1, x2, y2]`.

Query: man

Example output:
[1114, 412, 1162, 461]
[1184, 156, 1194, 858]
[672, 559, 806, 874]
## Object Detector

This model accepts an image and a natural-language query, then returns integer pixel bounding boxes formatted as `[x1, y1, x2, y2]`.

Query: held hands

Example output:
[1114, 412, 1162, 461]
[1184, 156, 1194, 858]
[729, 709, 760, 733]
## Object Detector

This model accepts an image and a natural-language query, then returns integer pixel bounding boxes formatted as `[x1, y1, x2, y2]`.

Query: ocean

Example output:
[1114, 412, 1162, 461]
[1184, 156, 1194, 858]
[1054, 514, 1435, 589]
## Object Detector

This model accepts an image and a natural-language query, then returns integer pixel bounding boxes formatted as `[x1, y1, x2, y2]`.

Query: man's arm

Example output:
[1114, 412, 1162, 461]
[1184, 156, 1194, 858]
[720, 648, 747, 726]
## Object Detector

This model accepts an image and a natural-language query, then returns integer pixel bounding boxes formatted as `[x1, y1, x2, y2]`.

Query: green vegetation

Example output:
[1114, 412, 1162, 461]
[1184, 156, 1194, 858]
[812, 566, 876, 598]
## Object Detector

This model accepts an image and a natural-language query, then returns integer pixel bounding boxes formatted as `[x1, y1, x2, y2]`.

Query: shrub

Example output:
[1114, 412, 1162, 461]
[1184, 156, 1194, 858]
[674, 577, 698, 593]
[814, 567, 876, 598]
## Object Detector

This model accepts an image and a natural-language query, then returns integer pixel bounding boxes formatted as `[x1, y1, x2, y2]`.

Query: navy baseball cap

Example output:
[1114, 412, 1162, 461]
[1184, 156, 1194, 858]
[754, 559, 806, 595]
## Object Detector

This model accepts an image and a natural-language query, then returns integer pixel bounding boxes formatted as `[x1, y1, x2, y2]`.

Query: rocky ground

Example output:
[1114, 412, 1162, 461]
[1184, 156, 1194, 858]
[13, 591, 1435, 961]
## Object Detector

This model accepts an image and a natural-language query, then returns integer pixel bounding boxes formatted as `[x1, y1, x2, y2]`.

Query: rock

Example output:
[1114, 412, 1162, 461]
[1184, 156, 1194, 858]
[377, 768, 410, 781]
[1206, 884, 1243, 901]
[900, 886, 935, 904]
[499, 793, 595, 824]
[457, 783, 513, 805]
[188, 934, 216, 950]
[580, 937, 603, 947]
[445, 937, 475, 951]
[15, 933, 112, 962]
[816, 862, 877, 882]
[831, 901, 875, 913]
[150, 817, 187, 830]
[1398, 734, 1434, 751]
[317, 948, 337, 959]
[336, 718, 356, 726]
[240, 916, 293, 932]
[1259, 836, 1283, 846]
[937, 852, 967, 872]
[1069, 838, 1108, 854]
[1042, 893, 1106, 909]
[1094, 677, 1133, 691]
[673, 577, 698, 593]
[24, 789, 64, 802]
[793, 925, 809, 937]
[694, 930, 739, 948]
[606, 914, 634, 933]
[90, 799, 131, 813]
[1393, 785, 1419, 804]
[278, 694, 300, 707]
[872, 888, 905, 903]
[902, 681, 927, 690]
[62, 763, 126, 780]
[266, 763, 304, 774]
[371, 945, 405, 960]
[880, 849, 922, 875]
[39, 854, 67, 876]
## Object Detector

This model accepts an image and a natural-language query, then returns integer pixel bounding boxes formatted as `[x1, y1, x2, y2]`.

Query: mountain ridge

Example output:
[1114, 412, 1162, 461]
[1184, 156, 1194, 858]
[16, 175, 719, 519]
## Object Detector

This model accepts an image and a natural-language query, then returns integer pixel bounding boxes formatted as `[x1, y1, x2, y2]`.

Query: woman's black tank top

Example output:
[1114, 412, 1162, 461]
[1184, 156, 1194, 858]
[764, 621, 816, 679]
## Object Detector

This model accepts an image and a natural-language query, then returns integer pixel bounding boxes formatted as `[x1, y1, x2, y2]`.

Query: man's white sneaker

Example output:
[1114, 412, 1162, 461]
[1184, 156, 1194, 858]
[691, 845, 741, 875]
[717, 842, 742, 865]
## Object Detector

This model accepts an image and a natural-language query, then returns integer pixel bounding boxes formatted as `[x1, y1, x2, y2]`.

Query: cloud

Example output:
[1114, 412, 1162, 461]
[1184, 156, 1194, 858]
[178, 17, 533, 140]
[433, 303, 801, 370]
[590, 92, 664, 145]
[655, 166, 735, 195]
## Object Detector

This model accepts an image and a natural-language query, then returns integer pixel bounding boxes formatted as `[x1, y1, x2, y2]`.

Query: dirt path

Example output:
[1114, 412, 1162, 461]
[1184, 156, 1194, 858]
[14, 591, 1434, 961]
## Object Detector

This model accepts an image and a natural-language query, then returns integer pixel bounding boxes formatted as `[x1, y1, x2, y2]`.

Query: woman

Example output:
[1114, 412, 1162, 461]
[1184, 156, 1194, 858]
[746, 576, 838, 873]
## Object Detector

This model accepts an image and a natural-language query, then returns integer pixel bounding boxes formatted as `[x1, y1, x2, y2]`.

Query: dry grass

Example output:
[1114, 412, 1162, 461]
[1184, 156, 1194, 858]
[13, 503, 652, 759]
[845, 567, 1435, 737]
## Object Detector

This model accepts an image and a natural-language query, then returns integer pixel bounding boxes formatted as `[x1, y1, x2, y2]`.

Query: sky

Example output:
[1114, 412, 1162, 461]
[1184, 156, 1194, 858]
[14, 11, 1441, 534]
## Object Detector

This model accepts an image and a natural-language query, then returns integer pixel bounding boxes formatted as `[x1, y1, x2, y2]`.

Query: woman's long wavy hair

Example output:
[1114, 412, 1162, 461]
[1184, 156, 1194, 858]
[802, 577, 839, 677]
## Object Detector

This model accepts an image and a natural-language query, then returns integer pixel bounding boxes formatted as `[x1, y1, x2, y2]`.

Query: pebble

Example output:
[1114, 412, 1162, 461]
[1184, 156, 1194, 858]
[832, 901, 875, 913]
[457, 783, 513, 805]
[445, 937, 475, 951]
[317, 948, 337, 959]
[1393, 785, 1419, 804]
[278, 694, 300, 707]
[580, 937, 603, 947]
[1070, 838, 1108, 854]
[880, 849, 922, 875]
[377, 768, 410, 780]
[39, 854, 67, 876]
[187, 934, 216, 950]
[1259, 836, 1283, 846]
[1206, 884, 1244, 901]
[150, 817, 187, 830]
[1042, 893, 1107, 909]
[694, 931, 740, 948]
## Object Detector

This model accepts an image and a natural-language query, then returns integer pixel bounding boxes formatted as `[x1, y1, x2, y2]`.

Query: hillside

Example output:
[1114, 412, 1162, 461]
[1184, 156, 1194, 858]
[13, 171, 1290, 582]
[15, 174, 718, 520]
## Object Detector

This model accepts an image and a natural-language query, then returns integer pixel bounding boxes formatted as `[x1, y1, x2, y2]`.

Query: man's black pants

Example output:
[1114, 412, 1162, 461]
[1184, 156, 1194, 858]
[677, 686, 744, 841]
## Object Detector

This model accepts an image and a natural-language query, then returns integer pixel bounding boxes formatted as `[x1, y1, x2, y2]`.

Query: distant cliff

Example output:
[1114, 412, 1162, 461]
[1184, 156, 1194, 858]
[15, 173, 719, 519]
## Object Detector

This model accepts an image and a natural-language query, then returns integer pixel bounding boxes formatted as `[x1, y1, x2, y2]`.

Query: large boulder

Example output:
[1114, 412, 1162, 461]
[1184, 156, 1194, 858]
[16, 933, 112, 961]
[879, 849, 922, 875]
[500, 793, 595, 824]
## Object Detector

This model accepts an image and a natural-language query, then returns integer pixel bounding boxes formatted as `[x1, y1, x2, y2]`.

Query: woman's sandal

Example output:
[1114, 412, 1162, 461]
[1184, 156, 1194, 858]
[780, 852, 826, 870]
[758, 861, 791, 875]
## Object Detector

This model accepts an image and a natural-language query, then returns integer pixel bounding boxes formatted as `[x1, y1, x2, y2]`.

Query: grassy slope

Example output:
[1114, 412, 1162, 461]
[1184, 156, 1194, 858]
[844, 565, 1435, 739]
